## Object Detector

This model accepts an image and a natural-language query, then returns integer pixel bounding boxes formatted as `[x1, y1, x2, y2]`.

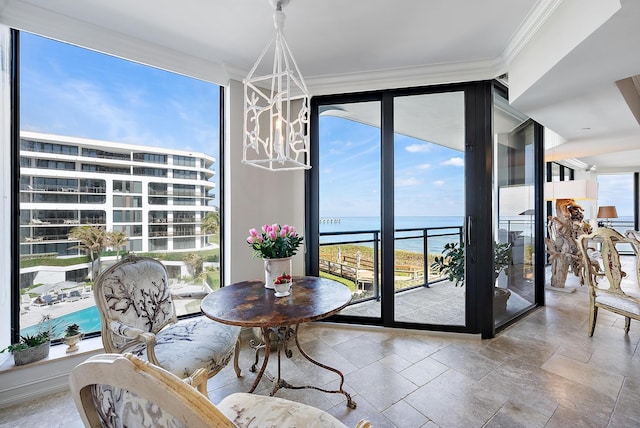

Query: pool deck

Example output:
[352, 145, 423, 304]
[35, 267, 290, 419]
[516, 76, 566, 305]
[21, 288, 203, 330]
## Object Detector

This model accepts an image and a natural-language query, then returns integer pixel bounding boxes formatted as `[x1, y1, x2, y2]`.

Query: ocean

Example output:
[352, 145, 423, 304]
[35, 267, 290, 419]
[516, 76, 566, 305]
[320, 215, 636, 255]
[319, 216, 464, 254]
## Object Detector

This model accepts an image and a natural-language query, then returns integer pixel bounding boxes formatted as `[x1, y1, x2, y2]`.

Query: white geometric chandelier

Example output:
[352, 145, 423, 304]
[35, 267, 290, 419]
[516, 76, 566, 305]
[243, 0, 311, 171]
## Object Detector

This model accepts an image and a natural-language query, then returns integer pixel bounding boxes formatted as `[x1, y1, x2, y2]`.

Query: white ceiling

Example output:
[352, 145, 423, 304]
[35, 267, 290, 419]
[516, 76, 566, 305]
[1, 0, 639, 173]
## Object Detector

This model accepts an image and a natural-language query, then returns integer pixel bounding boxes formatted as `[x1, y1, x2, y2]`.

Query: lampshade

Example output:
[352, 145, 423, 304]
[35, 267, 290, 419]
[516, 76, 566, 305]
[242, 0, 311, 171]
[544, 179, 598, 201]
[597, 206, 618, 219]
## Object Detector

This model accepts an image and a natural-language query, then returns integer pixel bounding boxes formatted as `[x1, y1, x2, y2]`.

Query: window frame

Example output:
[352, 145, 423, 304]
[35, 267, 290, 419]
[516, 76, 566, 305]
[7, 30, 225, 344]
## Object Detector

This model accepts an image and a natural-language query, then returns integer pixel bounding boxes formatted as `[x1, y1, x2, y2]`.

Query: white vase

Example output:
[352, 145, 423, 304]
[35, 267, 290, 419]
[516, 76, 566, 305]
[263, 256, 292, 289]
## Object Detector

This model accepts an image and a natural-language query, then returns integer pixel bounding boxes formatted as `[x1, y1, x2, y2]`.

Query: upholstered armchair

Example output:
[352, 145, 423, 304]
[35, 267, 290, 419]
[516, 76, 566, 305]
[94, 255, 241, 379]
[578, 228, 640, 336]
[70, 353, 372, 428]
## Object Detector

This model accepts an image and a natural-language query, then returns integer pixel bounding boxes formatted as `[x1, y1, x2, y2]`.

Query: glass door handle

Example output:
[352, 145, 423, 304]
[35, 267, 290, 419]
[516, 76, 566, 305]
[466, 216, 474, 247]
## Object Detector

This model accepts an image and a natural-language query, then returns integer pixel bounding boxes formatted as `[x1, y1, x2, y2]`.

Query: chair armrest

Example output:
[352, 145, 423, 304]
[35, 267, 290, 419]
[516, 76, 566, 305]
[355, 420, 372, 428]
[108, 321, 160, 365]
[108, 320, 145, 339]
[182, 367, 209, 398]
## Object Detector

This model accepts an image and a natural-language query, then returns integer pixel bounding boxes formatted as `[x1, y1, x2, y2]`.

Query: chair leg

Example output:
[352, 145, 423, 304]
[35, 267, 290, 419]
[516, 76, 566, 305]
[588, 305, 598, 337]
[624, 317, 631, 334]
[233, 337, 242, 378]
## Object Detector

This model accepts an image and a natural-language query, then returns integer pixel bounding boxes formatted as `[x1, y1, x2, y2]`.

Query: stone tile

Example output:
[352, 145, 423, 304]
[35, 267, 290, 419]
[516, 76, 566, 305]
[0, 390, 83, 428]
[327, 393, 397, 428]
[399, 357, 449, 386]
[6, 276, 640, 428]
[333, 335, 395, 368]
[302, 323, 367, 347]
[379, 353, 414, 372]
[379, 334, 447, 364]
[484, 400, 549, 428]
[476, 357, 560, 417]
[555, 343, 593, 363]
[483, 334, 559, 367]
[430, 344, 502, 380]
[609, 378, 640, 427]
[404, 368, 508, 428]
[586, 340, 640, 379]
[345, 361, 419, 410]
[541, 353, 624, 400]
[544, 404, 610, 428]
[382, 400, 430, 427]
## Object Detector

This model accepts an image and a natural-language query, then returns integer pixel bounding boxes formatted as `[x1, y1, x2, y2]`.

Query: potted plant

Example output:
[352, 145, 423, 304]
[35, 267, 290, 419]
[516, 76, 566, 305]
[246, 223, 303, 289]
[63, 323, 83, 353]
[431, 241, 513, 314]
[1, 315, 56, 365]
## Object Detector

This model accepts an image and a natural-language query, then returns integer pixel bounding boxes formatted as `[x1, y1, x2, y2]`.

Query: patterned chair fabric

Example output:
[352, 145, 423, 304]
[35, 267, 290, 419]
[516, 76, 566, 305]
[69, 353, 373, 428]
[578, 228, 640, 336]
[94, 255, 241, 378]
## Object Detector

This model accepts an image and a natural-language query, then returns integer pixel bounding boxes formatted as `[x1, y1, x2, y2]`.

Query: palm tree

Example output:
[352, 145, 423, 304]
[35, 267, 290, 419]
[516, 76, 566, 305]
[106, 230, 128, 260]
[183, 252, 206, 279]
[201, 211, 220, 235]
[69, 225, 107, 280]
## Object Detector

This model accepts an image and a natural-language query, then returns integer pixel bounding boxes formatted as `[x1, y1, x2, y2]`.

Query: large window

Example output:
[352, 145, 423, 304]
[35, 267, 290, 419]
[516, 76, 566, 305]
[15, 31, 222, 342]
[597, 174, 634, 227]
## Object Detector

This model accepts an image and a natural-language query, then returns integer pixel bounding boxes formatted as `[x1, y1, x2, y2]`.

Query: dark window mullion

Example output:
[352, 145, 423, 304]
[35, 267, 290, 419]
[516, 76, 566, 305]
[11, 29, 21, 343]
[380, 93, 394, 326]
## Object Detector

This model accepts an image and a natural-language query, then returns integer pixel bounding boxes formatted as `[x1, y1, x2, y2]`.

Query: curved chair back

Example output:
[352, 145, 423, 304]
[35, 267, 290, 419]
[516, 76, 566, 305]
[70, 353, 235, 428]
[70, 353, 370, 428]
[94, 255, 177, 353]
[578, 227, 640, 335]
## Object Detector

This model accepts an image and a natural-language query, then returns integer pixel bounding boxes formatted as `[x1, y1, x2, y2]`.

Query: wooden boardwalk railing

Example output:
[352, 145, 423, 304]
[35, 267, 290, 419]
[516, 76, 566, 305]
[319, 255, 426, 289]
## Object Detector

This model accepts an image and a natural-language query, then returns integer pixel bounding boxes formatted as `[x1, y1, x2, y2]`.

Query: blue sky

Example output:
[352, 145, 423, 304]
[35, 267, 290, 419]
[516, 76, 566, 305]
[20, 32, 221, 191]
[597, 174, 634, 217]
[318, 116, 465, 217]
[22, 31, 465, 219]
[22, 32, 627, 221]
[20, 32, 220, 150]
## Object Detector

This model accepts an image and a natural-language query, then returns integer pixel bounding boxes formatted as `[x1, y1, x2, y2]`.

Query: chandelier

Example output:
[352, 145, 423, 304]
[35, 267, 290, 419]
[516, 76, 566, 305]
[243, 0, 311, 171]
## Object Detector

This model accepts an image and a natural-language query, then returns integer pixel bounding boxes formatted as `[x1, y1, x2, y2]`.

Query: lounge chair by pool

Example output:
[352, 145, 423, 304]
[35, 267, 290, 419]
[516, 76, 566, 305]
[67, 290, 82, 302]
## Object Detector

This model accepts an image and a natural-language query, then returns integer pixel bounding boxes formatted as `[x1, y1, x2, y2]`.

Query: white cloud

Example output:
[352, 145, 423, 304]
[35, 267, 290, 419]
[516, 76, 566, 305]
[417, 163, 431, 169]
[441, 157, 464, 167]
[406, 144, 431, 153]
[396, 177, 421, 187]
[433, 180, 445, 186]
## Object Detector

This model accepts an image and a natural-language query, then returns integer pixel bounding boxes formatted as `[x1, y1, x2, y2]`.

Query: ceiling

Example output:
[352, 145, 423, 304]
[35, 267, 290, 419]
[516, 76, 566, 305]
[1, 0, 639, 173]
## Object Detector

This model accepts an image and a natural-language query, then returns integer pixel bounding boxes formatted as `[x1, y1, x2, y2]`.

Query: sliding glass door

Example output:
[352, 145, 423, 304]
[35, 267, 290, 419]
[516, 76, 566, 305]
[393, 92, 466, 326]
[316, 100, 382, 319]
[309, 81, 539, 337]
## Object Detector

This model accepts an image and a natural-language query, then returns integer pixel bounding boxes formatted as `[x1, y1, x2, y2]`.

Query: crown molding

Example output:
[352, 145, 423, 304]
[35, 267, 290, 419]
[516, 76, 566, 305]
[502, 0, 564, 66]
[0, 0, 229, 84]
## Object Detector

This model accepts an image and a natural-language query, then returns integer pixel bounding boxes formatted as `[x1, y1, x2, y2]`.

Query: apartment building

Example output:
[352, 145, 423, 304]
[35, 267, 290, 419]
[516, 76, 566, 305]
[19, 131, 217, 262]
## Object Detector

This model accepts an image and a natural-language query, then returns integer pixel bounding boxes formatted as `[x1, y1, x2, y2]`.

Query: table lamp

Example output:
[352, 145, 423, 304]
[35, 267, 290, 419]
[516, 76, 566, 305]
[596, 205, 618, 227]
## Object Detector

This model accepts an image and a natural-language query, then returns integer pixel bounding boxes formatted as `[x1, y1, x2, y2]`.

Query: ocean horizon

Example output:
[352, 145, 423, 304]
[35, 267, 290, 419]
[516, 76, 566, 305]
[319, 215, 635, 254]
[319, 216, 464, 254]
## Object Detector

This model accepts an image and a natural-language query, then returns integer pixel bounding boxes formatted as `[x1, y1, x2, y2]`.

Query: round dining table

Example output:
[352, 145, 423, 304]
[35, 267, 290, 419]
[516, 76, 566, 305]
[200, 276, 356, 408]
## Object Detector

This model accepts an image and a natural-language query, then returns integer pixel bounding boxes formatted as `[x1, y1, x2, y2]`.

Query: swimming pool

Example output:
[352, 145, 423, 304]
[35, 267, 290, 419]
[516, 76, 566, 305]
[20, 305, 102, 338]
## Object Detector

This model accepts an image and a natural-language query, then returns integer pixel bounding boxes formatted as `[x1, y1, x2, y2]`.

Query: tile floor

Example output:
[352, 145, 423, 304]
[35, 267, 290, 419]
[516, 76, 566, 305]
[1, 278, 639, 427]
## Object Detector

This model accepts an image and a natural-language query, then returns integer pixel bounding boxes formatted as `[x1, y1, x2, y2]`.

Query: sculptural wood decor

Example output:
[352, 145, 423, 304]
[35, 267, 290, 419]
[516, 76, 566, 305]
[545, 198, 593, 288]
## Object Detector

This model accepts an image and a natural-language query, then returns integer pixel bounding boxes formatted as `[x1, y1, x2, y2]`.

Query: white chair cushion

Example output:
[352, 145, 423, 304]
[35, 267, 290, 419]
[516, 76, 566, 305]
[218, 392, 348, 428]
[130, 316, 240, 378]
[596, 294, 640, 316]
